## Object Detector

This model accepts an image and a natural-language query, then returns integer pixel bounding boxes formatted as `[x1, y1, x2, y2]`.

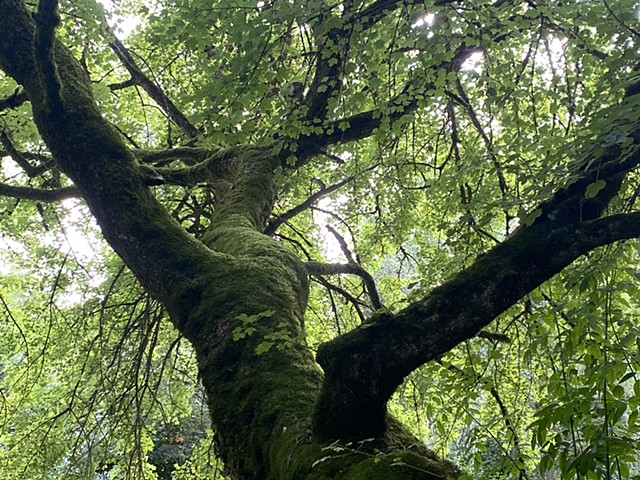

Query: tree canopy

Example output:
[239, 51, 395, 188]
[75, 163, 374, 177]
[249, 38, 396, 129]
[0, 0, 639, 478]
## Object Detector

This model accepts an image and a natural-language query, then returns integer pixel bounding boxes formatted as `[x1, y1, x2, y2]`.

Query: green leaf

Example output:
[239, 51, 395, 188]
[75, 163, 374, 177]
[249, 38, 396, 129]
[255, 341, 274, 355]
[522, 208, 542, 226]
[584, 179, 606, 199]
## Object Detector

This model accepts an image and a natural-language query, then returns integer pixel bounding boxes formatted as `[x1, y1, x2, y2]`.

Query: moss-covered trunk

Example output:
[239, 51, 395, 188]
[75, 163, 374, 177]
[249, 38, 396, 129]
[168, 147, 456, 479]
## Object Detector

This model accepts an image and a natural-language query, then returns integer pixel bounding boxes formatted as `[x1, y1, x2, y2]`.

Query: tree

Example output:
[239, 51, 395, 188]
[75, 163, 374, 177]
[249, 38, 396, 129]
[0, 0, 639, 478]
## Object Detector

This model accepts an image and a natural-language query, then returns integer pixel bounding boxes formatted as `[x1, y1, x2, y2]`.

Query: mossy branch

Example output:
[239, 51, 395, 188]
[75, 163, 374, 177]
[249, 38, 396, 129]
[0, 0, 223, 308]
[134, 146, 212, 166]
[139, 146, 243, 186]
[312, 91, 640, 438]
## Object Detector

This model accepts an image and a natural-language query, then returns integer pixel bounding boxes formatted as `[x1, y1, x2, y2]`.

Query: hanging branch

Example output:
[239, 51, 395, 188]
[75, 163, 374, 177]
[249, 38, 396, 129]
[448, 78, 509, 196]
[437, 359, 525, 478]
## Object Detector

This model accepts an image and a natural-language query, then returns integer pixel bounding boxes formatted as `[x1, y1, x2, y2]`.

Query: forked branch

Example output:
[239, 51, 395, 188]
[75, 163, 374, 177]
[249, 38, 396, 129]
[264, 175, 355, 235]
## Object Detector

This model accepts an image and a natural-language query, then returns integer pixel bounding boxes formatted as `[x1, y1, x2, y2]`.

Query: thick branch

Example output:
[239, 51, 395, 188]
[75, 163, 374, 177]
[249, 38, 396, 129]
[303, 7, 351, 123]
[312, 82, 640, 439]
[0, 0, 219, 310]
[293, 44, 482, 165]
[34, 0, 63, 114]
[314, 209, 640, 440]
[134, 146, 212, 166]
[139, 146, 242, 186]
[353, 0, 459, 31]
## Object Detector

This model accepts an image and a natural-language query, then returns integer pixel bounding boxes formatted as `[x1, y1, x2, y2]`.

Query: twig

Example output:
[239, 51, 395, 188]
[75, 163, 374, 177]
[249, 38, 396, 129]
[0, 131, 51, 177]
[311, 275, 366, 322]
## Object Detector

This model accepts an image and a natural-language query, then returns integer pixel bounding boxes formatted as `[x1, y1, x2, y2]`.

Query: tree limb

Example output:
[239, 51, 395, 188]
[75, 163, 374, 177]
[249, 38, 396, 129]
[107, 77, 135, 91]
[292, 44, 482, 166]
[264, 175, 355, 235]
[301, 0, 367, 124]
[306, 261, 383, 311]
[0, 89, 28, 111]
[34, 0, 63, 114]
[108, 35, 200, 139]
[139, 146, 242, 186]
[325, 225, 355, 262]
[314, 206, 640, 440]
[312, 86, 640, 438]
[0, 130, 51, 177]
[348, 0, 461, 33]
[134, 146, 212, 166]
[0, 0, 220, 309]
[0, 182, 77, 201]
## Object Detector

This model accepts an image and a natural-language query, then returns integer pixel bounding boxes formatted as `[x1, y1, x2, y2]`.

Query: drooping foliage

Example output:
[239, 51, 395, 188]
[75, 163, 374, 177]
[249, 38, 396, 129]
[0, 0, 640, 478]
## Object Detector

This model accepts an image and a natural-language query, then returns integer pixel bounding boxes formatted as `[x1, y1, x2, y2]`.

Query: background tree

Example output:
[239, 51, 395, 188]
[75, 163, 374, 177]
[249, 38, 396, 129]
[0, 0, 639, 479]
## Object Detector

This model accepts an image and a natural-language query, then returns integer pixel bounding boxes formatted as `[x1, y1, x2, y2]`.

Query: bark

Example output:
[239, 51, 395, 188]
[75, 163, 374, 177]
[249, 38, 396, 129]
[0, 0, 639, 479]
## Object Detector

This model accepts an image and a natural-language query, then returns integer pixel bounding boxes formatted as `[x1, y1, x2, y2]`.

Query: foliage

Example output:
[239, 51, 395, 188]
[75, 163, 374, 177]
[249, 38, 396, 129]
[1, 0, 640, 478]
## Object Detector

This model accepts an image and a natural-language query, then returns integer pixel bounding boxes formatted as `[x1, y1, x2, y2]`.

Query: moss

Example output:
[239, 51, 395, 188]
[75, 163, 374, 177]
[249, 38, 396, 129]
[336, 451, 461, 480]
